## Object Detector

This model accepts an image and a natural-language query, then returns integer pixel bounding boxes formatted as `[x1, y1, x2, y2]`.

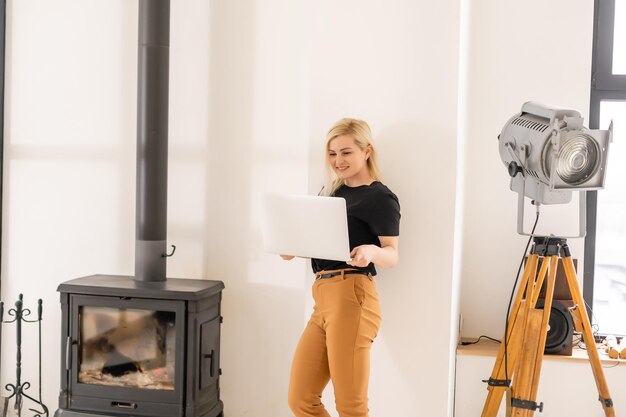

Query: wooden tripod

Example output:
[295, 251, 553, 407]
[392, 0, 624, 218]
[481, 237, 615, 417]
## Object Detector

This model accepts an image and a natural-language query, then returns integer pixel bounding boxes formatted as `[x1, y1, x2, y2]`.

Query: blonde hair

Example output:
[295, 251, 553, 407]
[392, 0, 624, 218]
[321, 118, 382, 196]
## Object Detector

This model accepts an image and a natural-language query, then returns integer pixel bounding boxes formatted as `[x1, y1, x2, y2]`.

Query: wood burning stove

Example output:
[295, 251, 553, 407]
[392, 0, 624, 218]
[55, 1, 224, 416]
[55, 276, 224, 417]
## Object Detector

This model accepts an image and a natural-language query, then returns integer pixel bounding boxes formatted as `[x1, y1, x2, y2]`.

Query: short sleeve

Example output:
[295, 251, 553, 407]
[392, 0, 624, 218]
[369, 192, 400, 236]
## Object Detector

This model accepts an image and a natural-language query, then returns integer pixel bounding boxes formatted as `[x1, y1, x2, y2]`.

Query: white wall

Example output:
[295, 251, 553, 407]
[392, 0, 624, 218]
[2, 0, 138, 407]
[456, 351, 626, 417]
[2, 1, 462, 417]
[202, 1, 312, 415]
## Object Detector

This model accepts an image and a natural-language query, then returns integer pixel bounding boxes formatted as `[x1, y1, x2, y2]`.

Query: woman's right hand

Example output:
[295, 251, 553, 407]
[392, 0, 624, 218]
[280, 255, 295, 260]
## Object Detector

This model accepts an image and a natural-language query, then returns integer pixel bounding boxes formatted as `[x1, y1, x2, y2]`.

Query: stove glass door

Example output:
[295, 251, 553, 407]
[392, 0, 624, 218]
[79, 305, 176, 390]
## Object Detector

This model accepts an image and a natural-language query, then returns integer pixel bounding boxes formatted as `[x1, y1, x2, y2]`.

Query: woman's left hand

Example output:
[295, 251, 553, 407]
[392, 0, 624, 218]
[348, 245, 379, 268]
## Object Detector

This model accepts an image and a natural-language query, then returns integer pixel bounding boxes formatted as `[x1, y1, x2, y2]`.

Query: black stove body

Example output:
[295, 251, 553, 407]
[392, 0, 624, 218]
[55, 276, 224, 417]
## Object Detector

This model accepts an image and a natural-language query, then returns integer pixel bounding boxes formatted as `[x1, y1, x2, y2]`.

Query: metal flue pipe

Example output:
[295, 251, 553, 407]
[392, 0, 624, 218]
[135, 0, 170, 282]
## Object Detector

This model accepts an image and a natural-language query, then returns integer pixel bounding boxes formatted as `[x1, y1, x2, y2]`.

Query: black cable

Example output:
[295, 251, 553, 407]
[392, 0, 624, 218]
[583, 298, 601, 340]
[461, 335, 501, 345]
[602, 361, 621, 369]
[574, 300, 604, 349]
[503, 209, 540, 386]
[575, 299, 602, 351]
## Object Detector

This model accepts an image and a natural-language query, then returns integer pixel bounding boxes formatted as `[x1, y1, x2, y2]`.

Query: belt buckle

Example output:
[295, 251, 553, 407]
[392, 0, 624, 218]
[315, 272, 336, 280]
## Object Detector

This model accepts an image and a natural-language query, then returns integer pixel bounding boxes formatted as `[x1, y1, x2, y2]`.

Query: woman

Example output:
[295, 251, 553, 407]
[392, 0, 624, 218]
[284, 118, 400, 417]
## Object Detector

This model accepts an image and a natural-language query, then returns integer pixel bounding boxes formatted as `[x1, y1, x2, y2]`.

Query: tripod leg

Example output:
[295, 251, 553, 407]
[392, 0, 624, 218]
[482, 304, 527, 417]
[481, 255, 540, 417]
[510, 307, 544, 417]
[529, 256, 551, 308]
[561, 255, 615, 417]
[526, 256, 559, 408]
[509, 255, 558, 417]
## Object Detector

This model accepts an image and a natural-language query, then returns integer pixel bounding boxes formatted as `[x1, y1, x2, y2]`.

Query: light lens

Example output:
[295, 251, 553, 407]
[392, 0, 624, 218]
[555, 134, 601, 185]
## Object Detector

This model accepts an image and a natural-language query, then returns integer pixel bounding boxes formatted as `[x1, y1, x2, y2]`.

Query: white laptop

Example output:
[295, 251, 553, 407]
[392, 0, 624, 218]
[261, 193, 352, 262]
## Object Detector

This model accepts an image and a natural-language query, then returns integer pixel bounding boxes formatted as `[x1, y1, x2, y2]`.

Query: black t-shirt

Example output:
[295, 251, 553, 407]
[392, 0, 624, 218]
[312, 181, 400, 276]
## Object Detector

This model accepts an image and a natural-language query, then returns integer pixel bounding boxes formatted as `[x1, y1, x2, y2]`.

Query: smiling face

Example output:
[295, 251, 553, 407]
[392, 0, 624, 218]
[328, 134, 372, 186]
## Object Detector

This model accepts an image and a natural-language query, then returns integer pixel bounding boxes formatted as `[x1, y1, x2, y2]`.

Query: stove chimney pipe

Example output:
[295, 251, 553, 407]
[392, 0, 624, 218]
[135, 0, 170, 283]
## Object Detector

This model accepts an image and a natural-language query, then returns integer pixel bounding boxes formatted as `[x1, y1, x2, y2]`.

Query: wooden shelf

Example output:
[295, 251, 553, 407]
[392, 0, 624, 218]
[457, 338, 621, 365]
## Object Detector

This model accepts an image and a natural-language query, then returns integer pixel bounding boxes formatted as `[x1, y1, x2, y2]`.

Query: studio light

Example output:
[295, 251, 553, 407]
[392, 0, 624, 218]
[498, 101, 613, 235]
[482, 102, 617, 417]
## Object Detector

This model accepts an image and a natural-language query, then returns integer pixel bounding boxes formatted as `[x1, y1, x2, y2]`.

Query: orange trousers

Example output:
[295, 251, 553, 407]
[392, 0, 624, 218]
[288, 270, 382, 417]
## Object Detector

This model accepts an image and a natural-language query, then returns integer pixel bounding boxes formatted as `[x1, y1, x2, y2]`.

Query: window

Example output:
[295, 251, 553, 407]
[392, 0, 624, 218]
[589, 102, 626, 335]
[613, 0, 626, 74]
[0, 0, 5, 292]
[584, 0, 626, 336]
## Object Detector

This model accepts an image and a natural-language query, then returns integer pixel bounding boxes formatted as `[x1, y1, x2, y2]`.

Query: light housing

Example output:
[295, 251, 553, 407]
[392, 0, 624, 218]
[498, 102, 612, 236]
[498, 102, 612, 205]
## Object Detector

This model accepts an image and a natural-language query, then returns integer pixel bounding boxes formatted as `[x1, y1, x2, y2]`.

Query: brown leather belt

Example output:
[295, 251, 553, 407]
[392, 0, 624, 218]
[315, 269, 372, 280]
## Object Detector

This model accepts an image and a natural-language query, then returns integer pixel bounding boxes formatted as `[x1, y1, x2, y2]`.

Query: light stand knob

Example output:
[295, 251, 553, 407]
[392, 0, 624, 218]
[508, 161, 523, 177]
